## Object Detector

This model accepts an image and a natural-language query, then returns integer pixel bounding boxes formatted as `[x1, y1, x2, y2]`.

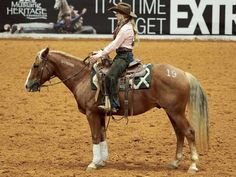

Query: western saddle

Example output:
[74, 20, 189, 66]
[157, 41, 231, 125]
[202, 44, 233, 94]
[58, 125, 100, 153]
[94, 57, 147, 117]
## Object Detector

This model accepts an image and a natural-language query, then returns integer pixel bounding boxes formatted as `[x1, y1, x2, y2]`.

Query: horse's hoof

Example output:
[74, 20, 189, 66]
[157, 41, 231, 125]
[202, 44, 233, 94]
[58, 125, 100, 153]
[168, 164, 177, 170]
[86, 161, 106, 171]
[187, 167, 199, 174]
[168, 161, 178, 169]
[168, 163, 178, 170]
[97, 161, 106, 167]
[86, 163, 97, 171]
[86, 166, 97, 171]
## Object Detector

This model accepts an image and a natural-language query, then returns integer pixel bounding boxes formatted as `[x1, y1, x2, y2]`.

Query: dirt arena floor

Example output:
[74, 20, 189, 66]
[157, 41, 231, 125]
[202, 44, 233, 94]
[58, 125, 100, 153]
[0, 39, 235, 177]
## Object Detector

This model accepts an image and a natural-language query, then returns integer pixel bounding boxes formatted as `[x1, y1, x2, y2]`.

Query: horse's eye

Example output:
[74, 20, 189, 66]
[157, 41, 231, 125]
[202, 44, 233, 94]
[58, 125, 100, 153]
[33, 64, 39, 68]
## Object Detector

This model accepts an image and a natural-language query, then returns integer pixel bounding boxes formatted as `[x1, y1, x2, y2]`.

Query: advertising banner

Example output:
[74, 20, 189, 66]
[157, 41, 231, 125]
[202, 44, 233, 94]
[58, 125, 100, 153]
[0, 0, 235, 35]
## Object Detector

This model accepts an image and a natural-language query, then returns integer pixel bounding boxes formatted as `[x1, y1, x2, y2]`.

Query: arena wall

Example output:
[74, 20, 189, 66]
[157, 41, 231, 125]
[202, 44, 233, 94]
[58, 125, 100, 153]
[0, 0, 235, 39]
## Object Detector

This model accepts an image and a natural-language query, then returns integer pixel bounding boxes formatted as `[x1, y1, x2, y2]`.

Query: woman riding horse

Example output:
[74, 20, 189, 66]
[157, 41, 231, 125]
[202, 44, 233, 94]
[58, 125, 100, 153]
[90, 2, 138, 113]
[25, 2, 209, 173]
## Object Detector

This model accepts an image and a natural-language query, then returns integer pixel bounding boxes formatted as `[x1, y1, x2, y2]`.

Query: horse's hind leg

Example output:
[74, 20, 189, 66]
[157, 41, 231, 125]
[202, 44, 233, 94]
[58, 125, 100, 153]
[167, 113, 184, 169]
[168, 112, 199, 173]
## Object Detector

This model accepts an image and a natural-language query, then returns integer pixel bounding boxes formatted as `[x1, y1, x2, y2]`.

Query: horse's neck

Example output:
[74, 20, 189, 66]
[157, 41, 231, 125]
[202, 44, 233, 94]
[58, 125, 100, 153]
[50, 53, 89, 93]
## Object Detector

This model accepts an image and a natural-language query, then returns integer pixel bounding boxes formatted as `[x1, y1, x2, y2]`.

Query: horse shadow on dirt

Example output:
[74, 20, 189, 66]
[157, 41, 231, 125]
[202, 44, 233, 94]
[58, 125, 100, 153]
[105, 161, 188, 172]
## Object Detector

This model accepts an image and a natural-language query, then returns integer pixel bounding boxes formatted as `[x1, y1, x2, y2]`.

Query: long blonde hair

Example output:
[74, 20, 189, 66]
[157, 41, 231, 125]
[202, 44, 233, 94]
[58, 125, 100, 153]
[117, 14, 139, 44]
[130, 18, 139, 43]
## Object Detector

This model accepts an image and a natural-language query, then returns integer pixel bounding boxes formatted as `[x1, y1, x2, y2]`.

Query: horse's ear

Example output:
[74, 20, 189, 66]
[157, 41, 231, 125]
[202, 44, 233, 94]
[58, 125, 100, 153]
[42, 47, 49, 58]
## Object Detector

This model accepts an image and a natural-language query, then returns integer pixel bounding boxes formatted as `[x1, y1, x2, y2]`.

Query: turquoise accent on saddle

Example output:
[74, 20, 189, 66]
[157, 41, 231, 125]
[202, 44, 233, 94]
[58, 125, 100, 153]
[90, 64, 152, 91]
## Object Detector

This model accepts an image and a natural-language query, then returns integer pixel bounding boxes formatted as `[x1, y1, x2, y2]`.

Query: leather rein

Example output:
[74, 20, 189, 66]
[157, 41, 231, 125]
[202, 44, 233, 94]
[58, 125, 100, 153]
[38, 55, 90, 89]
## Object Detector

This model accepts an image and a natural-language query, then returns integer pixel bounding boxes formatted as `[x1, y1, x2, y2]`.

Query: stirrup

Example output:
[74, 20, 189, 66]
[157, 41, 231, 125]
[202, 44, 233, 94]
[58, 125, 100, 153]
[111, 108, 118, 113]
[98, 105, 108, 111]
[98, 96, 111, 112]
[98, 106, 118, 113]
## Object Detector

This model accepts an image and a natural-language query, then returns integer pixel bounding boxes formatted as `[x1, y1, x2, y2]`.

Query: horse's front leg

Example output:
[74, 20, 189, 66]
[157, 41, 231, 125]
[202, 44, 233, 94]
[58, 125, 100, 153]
[86, 110, 107, 171]
[100, 116, 109, 163]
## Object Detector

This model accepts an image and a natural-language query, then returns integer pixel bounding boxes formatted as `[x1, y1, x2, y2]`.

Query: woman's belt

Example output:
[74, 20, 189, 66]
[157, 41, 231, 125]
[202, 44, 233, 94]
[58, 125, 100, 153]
[116, 47, 132, 53]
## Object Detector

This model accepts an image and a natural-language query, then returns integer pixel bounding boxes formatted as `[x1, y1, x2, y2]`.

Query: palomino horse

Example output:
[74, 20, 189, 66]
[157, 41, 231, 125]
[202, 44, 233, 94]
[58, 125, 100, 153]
[25, 48, 209, 173]
[54, 0, 71, 21]
[54, 0, 96, 34]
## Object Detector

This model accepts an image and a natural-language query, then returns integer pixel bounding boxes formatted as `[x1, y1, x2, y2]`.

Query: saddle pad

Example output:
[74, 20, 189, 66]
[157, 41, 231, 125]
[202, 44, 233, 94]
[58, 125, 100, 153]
[90, 64, 153, 91]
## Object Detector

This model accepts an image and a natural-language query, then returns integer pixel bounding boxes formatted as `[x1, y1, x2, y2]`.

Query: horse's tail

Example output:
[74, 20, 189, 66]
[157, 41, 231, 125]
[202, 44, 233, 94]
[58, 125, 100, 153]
[185, 72, 209, 152]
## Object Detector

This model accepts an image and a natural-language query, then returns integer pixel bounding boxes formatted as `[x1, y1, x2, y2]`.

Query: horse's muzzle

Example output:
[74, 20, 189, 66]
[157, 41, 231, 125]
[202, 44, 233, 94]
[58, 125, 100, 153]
[25, 80, 40, 92]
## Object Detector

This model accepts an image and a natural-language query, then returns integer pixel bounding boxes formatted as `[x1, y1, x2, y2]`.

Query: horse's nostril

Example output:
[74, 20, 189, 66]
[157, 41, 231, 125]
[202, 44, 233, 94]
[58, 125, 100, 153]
[25, 84, 30, 91]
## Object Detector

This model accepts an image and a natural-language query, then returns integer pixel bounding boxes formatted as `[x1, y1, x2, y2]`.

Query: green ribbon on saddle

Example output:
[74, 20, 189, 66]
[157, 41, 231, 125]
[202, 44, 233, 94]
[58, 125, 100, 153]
[90, 64, 153, 91]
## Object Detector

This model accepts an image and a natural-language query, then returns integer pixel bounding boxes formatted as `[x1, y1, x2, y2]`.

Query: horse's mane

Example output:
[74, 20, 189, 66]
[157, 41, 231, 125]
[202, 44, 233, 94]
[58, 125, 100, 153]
[50, 50, 84, 62]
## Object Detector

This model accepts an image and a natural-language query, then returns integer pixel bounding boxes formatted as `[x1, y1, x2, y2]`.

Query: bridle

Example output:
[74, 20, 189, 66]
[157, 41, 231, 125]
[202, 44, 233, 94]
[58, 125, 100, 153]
[33, 54, 90, 91]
